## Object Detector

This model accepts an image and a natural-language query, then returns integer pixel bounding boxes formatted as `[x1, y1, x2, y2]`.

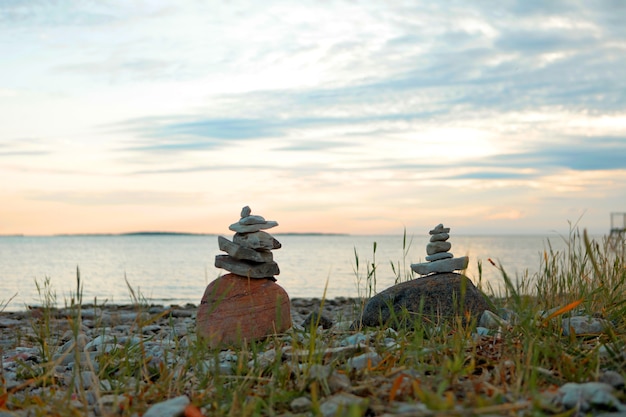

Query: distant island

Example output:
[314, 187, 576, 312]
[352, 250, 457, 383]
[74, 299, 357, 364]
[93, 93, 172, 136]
[1, 232, 350, 237]
[274, 232, 349, 236]
[123, 232, 350, 236]
[121, 231, 207, 236]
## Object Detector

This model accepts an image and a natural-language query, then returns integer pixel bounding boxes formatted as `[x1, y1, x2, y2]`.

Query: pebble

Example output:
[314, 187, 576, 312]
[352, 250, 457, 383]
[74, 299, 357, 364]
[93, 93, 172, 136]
[341, 332, 368, 346]
[233, 231, 282, 250]
[214, 255, 280, 278]
[475, 327, 490, 336]
[347, 351, 381, 370]
[554, 382, 626, 413]
[426, 241, 451, 255]
[290, 396, 312, 413]
[425, 252, 453, 261]
[239, 214, 267, 225]
[328, 371, 352, 393]
[302, 310, 334, 330]
[600, 370, 625, 389]
[228, 220, 279, 233]
[143, 395, 190, 417]
[320, 392, 368, 417]
[562, 316, 612, 336]
[218, 235, 274, 263]
[479, 310, 510, 329]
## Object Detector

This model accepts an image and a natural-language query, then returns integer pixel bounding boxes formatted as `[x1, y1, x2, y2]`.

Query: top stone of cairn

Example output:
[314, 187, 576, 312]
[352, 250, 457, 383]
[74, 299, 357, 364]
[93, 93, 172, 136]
[230, 206, 278, 233]
[241, 205, 252, 218]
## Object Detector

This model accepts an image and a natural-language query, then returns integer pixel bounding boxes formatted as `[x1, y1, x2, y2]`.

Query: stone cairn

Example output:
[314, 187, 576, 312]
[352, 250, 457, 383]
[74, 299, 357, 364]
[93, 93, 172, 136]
[196, 206, 291, 348]
[214, 205, 281, 278]
[410, 223, 469, 275]
[356, 223, 490, 329]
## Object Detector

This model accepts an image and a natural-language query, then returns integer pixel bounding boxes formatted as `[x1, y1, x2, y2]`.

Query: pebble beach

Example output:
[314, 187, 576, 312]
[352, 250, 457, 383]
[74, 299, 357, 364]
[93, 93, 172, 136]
[3, 294, 626, 417]
[0, 298, 372, 416]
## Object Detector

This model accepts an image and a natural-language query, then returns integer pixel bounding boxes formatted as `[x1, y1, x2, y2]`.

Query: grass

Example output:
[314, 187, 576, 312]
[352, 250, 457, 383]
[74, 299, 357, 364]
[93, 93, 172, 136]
[0, 227, 625, 416]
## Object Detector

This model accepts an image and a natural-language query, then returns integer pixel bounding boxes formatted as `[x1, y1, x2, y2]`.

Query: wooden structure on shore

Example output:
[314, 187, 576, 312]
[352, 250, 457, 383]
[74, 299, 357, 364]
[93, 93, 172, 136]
[609, 213, 625, 252]
[610, 212, 626, 237]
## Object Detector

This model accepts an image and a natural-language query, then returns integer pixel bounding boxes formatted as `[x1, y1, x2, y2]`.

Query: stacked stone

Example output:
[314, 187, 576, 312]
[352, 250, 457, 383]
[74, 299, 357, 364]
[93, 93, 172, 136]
[214, 205, 282, 279]
[197, 206, 291, 348]
[411, 224, 469, 275]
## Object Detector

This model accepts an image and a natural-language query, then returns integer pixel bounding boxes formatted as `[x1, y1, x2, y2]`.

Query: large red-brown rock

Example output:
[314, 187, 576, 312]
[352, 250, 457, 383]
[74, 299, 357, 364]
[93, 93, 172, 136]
[197, 273, 291, 348]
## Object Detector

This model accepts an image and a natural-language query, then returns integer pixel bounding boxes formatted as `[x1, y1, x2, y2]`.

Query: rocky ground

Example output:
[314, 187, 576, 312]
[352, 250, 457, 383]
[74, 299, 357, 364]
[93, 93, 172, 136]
[1, 297, 625, 417]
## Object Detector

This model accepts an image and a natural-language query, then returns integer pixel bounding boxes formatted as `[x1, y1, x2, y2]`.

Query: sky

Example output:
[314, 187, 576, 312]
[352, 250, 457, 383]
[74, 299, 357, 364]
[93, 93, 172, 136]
[1, 1, 625, 236]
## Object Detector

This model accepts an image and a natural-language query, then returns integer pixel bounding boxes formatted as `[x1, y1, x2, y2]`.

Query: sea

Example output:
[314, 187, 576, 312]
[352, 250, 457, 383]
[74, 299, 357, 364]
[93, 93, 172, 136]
[0, 233, 596, 312]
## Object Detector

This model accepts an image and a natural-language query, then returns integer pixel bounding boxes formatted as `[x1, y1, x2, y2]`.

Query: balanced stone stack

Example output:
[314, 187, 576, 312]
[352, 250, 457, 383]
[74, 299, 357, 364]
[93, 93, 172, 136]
[214, 205, 281, 278]
[197, 206, 291, 348]
[410, 223, 469, 275]
[357, 223, 490, 329]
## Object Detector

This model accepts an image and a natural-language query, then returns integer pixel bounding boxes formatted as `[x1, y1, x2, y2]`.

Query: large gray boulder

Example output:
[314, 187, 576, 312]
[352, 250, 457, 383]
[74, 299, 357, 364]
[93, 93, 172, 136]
[356, 273, 492, 329]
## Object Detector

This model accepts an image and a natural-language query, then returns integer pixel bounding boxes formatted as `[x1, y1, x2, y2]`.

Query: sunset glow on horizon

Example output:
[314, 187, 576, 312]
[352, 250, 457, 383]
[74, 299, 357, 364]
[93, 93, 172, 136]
[1, 1, 625, 237]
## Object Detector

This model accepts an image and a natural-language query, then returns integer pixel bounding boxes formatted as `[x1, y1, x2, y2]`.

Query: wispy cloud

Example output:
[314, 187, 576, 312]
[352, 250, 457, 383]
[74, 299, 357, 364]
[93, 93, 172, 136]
[473, 137, 626, 171]
[26, 190, 203, 206]
[0, 138, 53, 158]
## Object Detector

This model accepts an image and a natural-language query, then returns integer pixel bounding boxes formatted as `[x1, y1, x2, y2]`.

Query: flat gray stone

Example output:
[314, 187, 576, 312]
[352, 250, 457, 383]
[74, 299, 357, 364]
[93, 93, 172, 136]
[347, 351, 381, 370]
[425, 252, 453, 261]
[215, 255, 279, 278]
[556, 382, 626, 413]
[0, 318, 23, 327]
[479, 310, 509, 329]
[319, 393, 368, 417]
[143, 395, 190, 417]
[291, 396, 312, 413]
[430, 232, 449, 242]
[233, 231, 281, 250]
[218, 236, 273, 263]
[429, 224, 450, 234]
[239, 215, 266, 225]
[426, 241, 451, 255]
[562, 316, 612, 336]
[599, 370, 625, 389]
[411, 256, 469, 275]
[229, 221, 278, 233]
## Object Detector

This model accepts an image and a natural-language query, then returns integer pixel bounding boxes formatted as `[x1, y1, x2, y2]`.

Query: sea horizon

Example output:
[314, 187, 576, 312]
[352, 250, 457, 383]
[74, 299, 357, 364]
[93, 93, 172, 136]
[0, 232, 610, 312]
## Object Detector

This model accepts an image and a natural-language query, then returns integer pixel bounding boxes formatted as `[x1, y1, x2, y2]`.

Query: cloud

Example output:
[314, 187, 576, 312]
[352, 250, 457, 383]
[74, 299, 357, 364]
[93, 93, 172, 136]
[153, 119, 285, 140]
[0, 138, 52, 158]
[276, 140, 353, 152]
[26, 190, 203, 206]
[0, 1, 170, 28]
[447, 171, 534, 180]
[54, 58, 186, 82]
[486, 209, 525, 220]
[487, 137, 626, 171]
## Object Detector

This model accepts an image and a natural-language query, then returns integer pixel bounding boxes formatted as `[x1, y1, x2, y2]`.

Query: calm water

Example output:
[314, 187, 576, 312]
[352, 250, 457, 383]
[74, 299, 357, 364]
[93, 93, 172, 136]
[0, 234, 580, 311]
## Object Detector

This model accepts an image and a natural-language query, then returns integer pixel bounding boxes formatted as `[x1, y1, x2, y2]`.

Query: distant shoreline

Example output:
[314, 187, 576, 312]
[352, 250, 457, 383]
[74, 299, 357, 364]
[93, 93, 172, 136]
[0, 232, 351, 237]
